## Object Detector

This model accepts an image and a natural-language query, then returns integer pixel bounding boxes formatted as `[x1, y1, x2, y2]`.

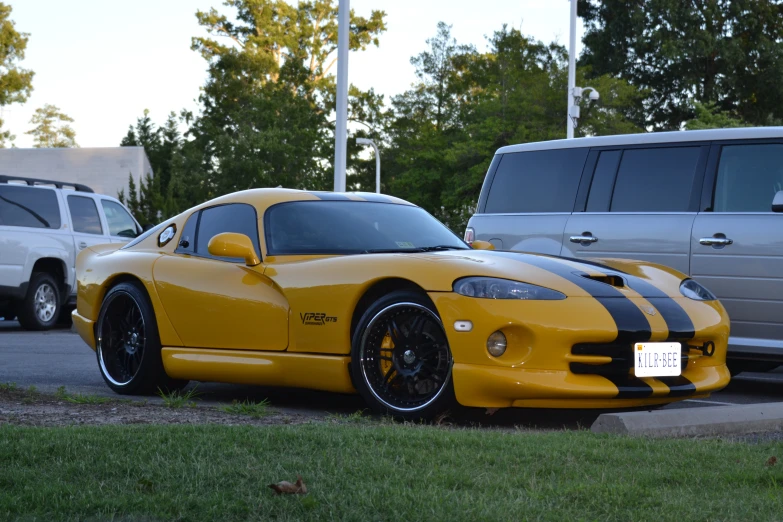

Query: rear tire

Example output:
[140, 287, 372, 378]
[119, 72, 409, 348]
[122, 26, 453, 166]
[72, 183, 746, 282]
[350, 290, 455, 420]
[95, 281, 188, 395]
[17, 272, 60, 331]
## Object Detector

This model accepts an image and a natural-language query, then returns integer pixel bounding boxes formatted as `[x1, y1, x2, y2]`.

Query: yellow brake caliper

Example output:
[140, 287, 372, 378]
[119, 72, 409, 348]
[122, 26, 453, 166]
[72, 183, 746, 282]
[380, 333, 394, 376]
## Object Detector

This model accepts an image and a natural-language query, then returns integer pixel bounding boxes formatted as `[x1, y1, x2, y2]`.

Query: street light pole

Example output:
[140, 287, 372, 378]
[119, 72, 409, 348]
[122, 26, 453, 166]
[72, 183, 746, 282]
[333, 0, 350, 192]
[356, 138, 381, 193]
[567, 0, 577, 139]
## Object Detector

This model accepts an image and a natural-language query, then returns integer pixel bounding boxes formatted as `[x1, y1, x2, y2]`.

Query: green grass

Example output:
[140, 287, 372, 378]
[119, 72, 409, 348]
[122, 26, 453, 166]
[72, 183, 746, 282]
[0, 382, 18, 392]
[0, 424, 782, 521]
[52, 386, 111, 405]
[157, 386, 200, 408]
[219, 398, 271, 418]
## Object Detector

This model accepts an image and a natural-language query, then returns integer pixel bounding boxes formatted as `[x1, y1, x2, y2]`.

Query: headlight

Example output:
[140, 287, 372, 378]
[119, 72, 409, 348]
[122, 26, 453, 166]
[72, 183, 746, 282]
[680, 279, 716, 301]
[453, 277, 566, 300]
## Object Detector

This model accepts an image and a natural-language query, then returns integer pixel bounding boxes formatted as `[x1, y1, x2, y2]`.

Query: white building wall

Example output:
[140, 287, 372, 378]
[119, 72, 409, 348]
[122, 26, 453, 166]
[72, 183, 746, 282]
[0, 147, 153, 198]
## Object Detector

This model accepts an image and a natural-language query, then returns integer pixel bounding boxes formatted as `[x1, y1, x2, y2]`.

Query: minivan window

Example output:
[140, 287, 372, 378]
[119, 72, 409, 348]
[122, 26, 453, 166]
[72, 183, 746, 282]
[713, 144, 783, 212]
[101, 200, 138, 238]
[195, 203, 260, 262]
[484, 149, 588, 213]
[67, 195, 103, 234]
[0, 185, 61, 229]
[610, 147, 701, 212]
[586, 150, 622, 212]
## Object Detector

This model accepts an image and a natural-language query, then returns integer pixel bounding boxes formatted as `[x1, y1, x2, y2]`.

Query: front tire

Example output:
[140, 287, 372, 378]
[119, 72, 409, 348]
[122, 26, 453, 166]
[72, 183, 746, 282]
[95, 281, 187, 395]
[350, 290, 455, 420]
[17, 272, 60, 331]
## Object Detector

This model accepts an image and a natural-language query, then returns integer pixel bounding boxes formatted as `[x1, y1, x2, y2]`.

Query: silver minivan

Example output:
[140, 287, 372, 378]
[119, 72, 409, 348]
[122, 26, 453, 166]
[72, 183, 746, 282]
[466, 127, 783, 373]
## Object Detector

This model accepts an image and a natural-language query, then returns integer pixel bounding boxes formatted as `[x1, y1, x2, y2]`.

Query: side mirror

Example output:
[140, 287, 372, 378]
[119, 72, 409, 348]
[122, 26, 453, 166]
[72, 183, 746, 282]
[207, 232, 260, 266]
[471, 240, 495, 251]
[773, 190, 783, 213]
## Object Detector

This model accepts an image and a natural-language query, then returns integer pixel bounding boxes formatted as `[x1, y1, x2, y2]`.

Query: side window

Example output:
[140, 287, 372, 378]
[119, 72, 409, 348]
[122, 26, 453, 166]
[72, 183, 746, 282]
[196, 204, 260, 261]
[610, 147, 701, 212]
[67, 195, 103, 235]
[585, 150, 622, 212]
[175, 212, 198, 254]
[0, 185, 61, 229]
[713, 144, 783, 212]
[484, 148, 589, 213]
[101, 200, 139, 238]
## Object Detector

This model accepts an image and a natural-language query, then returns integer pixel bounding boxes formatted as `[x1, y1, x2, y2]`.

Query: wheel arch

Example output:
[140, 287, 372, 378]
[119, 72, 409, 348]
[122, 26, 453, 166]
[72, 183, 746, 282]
[350, 278, 436, 341]
[30, 257, 68, 301]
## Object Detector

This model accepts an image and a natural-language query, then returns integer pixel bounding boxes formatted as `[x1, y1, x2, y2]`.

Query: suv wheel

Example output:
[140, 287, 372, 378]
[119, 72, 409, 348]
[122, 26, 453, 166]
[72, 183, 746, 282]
[17, 272, 60, 331]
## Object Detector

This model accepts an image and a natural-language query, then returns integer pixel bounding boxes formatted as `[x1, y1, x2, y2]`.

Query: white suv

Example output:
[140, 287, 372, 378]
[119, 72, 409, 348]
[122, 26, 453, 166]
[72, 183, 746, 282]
[0, 175, 143, 330]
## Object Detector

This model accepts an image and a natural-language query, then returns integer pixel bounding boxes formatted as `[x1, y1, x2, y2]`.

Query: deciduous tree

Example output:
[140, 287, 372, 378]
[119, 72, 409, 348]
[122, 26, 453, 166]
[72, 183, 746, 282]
[25, 104, 78, 148]
[0, 3, 34, 147]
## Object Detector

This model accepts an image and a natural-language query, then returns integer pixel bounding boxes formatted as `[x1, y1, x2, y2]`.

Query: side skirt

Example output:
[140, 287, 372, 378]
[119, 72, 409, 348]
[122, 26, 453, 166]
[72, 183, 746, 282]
[161, 348, 356, 394]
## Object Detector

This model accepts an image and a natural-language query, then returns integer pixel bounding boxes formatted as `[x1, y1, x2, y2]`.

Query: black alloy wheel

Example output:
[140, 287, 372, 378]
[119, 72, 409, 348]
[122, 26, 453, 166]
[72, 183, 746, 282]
[351, 290, 454, 419]
[95, 281, 187, 395]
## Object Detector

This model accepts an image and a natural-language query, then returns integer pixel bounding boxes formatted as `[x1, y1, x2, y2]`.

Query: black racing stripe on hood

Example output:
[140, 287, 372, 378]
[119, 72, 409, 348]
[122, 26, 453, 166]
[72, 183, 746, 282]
[490, 252, 655, 398]
[549, 254, 695, 340]
[657, 376, 697, 397]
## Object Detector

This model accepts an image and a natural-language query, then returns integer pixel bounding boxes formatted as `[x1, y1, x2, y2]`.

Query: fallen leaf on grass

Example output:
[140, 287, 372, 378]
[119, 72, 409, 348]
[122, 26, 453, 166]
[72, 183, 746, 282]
[767, 456, 777, 467]
[485, 408, 499, 416]
[268, 475, 307, 495]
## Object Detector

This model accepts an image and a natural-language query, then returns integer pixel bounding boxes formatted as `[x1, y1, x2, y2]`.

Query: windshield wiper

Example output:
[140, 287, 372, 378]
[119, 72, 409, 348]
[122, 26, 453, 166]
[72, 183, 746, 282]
[362, 245, 468, 254]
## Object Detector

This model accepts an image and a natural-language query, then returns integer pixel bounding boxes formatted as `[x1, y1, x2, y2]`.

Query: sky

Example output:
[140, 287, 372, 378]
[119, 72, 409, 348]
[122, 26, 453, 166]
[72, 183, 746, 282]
[5, 0, 585, 149]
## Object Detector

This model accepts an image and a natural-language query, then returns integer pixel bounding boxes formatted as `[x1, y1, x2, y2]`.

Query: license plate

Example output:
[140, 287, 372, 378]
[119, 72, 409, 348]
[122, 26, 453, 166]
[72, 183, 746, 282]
[634, 342, 681, 377]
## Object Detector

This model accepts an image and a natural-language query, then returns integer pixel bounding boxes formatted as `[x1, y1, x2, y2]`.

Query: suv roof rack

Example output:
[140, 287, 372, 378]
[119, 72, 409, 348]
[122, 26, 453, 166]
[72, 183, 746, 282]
[0, 175, 94, 193]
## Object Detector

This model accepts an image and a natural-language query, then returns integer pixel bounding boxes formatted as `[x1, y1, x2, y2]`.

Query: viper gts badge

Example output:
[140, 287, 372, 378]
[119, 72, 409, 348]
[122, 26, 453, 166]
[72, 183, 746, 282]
[300, 312, 337, 325]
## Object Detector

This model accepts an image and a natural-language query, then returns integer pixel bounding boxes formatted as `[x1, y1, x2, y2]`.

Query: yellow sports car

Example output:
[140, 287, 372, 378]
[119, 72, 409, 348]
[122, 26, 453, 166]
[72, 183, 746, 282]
[72, 189, 730, 418]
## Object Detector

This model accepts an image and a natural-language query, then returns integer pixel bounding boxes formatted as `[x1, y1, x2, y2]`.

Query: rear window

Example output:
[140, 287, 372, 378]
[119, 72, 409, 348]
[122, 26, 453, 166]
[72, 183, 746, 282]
[484, 149, 588, 213]
[0, 185, 61, 229]
[609, 147, 701, 212]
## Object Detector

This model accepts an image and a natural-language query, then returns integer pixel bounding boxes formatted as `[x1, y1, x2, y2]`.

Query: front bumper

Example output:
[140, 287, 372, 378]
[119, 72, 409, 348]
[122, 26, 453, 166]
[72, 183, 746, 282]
[429, 292, 731, 409]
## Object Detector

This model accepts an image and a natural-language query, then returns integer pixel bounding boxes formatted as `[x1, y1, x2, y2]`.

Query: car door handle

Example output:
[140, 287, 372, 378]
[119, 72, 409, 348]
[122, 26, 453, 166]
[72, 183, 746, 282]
[699, 237, 733, 246]
[78, 241, 87, 249]
[570, 235, 598, 244]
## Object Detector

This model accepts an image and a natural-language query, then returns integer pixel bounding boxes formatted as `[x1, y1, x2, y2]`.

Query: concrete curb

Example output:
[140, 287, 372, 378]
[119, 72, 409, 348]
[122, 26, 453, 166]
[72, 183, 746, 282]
[591, 402, 783, 437]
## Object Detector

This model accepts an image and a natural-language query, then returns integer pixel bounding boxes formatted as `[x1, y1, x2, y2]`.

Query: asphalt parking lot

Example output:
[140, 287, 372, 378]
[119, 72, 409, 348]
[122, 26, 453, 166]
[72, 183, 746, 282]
[2, 318, 782, 427]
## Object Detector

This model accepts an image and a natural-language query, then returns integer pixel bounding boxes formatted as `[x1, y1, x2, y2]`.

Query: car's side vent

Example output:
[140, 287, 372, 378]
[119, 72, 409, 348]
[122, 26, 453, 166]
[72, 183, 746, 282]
[580, 273, 625, 288]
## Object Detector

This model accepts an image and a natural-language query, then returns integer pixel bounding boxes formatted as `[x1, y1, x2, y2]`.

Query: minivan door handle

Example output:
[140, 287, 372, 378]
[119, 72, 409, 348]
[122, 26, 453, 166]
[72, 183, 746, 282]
[699, 237, 733, 247]
[570, 234, 598, 244]
[78, 241, 87, 249]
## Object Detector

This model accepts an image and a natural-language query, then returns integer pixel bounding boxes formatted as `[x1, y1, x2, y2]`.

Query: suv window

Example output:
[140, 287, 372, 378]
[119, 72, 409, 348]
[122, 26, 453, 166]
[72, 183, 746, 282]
[609, 147, 701, 212]
[67, 195, 103, 235]
[484, 149, 589, 213]
[101, 200, 138, 238]
[0, 185, 61, 229]
[193, 204, 260, 262]
[713, 144, 783, 212]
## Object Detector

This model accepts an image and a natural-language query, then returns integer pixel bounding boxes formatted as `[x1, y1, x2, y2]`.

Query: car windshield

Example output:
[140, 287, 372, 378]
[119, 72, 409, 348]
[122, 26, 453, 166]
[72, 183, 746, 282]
[265, 201, 469, 255]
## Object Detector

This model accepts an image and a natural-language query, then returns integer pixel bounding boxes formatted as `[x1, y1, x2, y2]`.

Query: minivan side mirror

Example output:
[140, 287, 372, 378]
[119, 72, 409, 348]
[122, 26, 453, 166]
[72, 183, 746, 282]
[773, 191, 783, 213]
[207, 232, 260, 266]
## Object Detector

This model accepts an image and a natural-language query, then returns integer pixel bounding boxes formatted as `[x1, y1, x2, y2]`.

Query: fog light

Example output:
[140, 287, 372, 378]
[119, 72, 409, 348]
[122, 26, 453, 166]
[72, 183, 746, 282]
[487, 331, 507, 357]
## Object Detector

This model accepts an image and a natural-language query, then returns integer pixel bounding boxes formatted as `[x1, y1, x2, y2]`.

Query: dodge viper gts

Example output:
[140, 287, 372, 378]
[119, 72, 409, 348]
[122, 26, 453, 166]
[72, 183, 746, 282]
[72, 189, 730, 418]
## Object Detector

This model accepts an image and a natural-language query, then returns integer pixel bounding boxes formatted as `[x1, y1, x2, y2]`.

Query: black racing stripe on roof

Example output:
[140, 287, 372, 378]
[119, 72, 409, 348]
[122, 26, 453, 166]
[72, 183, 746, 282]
[490, 251, 654, 398]
[353, 193, 394, 203]
[310, 192, 352, 200]
[657, 376, 697, 397]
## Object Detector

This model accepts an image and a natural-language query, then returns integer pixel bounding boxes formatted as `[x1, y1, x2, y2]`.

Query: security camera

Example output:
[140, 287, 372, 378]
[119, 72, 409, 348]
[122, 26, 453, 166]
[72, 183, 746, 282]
[588, 90, 600, 101]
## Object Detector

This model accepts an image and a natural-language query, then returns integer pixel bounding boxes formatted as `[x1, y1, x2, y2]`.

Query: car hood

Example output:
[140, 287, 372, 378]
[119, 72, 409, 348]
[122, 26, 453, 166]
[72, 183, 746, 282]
[403, 249, 686, 299]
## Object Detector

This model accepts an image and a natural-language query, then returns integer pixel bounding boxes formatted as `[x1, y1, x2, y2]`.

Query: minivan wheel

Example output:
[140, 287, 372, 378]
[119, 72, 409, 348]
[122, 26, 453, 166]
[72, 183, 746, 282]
[350, 290, 455, 420]
[17, 272, 60, 331]
[95, 281, 188, 395]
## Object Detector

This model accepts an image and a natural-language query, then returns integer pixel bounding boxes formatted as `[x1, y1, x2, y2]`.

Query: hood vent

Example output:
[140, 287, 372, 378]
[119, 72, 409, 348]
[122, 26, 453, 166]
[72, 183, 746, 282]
[580, 273, 625, 288]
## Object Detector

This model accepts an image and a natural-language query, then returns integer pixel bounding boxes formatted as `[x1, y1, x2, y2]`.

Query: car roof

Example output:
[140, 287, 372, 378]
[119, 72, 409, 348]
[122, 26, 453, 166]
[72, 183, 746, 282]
[496, 126, 783, 155]
[192, 188, 416, 211]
